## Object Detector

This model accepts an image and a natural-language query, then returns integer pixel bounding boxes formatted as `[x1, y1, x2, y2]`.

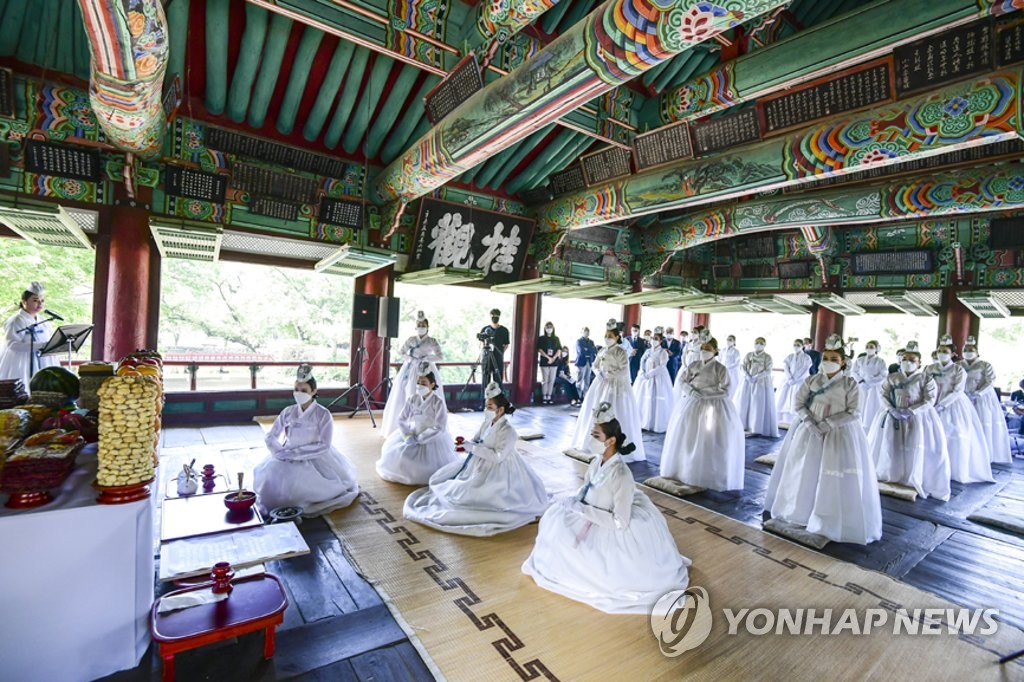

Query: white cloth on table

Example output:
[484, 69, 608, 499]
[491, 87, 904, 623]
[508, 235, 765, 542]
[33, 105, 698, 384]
[521, 453, 690, 614]
[852, 354, 888, 430]
[571, 345, 646, 462]
[764, 372, 882, 544]
[961, 359, 1012, 465]
[661, 359, 745, 491]
[0, 309, 58, 389]
[738, 351, 779, 437]
[776, 350, 812, 424]
[382, 335, 444, 438]
[403, 415, 549, 536]
[722, 345, 742, 402]
[254, 402, 360, 516]
[926, 361, 994, 484]
[868, 371, 950, 500]
[632, 345, 674, 433]
[377, 389, 457, 485]
[156, 590, 228, 614]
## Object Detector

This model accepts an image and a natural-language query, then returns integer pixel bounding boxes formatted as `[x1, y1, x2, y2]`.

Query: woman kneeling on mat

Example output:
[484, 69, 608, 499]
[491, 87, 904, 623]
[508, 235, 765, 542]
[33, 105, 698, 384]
[376, 363, 456, 485]
[403, 382, 549, 536]
[522, 402, 691, 614]
[764, 335, 882, 544]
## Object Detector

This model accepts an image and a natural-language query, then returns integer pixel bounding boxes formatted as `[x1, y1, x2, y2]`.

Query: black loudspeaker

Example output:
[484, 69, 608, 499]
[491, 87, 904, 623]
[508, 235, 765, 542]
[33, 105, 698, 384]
[377, 296, 401, 338]
[352, 293, 380, 331]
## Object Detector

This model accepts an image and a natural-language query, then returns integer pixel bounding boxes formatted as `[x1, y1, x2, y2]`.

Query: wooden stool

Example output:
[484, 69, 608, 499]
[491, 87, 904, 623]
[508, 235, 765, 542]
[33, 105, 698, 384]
[151, 574, 288, 681]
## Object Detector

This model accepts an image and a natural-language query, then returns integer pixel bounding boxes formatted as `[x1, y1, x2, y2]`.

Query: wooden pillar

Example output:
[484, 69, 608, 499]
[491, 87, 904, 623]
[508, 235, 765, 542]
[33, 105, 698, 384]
[810, 304, 844, 350]
[939, 287, 979, 351]
[351, 266, 393, 405]
[103, 198, 154, 361]
[691, 313, 710, 329]
[512, 291, 541, 405]
[621, 271, 642, 329]
[90, 217, 110, 361]
[146, 240, 161, 350]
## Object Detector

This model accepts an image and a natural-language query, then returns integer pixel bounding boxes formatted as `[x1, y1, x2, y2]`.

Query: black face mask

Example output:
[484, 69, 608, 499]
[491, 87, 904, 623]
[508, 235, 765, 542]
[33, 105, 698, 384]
[491, 317, 499, 324]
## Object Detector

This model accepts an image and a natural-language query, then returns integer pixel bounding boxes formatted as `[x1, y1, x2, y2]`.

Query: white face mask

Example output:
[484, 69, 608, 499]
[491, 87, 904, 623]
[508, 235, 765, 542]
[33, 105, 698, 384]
[545, 328, 553, 335]
[820, 361, 842, 375]
[865, 347, 876, 355]
[901, 361, 918, 374]
[727, 339, 735, 347]
[701, 350, 715, 361]
[937, 352, 952, 364]
[415, 385, 430, 397]
[484, 408, 497, 422]
[793, 345, 803, 351]
[293, 391, 313, 407]
[604, 337, 616, 347]
[963, 351, 977, 360]
[581, 330, 589, 338]
[755, 344, 765, 351]
[416, 326, 428, 337]
[589, 436, 606, 453]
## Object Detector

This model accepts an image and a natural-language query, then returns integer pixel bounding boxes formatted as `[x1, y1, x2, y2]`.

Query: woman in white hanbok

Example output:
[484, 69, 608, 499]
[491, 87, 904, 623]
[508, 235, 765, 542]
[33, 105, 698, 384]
[254, 366, 360, 516]
[571, 324, 646, 462]
[661, 337, 745, 491]
[0, 283, 59, 388]
[382, 311, 444, 438]
[377, 366, 457, 485]
[852, 341, 887, 430]
[722, 335, 742, 402]
[522, 406, 691, 614]
[738, 338, 779, 437]
[777, 340, 813, 424]
[868, 343, 951, 500]
[632, 330, 674, 433]
[926, 342, 994, 484]
[960, 339, 1012, 466]
[765, 340, 882, 544]
[403, 383, 549, 536]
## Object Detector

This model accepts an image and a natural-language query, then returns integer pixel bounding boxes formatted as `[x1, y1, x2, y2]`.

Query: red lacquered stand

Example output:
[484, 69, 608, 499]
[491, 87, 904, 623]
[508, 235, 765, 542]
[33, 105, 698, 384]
[151, 573, 287, 682]
[4, 490, 53, 509]
[94, 477, 155, 504]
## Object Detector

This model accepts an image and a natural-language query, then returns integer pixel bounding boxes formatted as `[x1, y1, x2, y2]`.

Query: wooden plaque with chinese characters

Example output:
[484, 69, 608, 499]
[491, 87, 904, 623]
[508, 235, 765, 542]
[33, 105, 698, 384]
[318, 197, 364, 229]
[851, 249, 934, 275]
[894, 19, 994, 96]
[24, 140, 102, 181]
[633, 119, 693, 170]
[689, 107, 761, 156]
[165, 165, 228, 203]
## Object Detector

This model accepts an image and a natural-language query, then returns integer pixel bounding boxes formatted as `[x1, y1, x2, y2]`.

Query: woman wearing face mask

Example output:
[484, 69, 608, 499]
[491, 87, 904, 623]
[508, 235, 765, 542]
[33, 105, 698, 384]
[376, 365, 457, 485]
[777, 339, 813, 425]
[0, 281, 60, 388]
[722, 335, 742, 403]
[852, 340, 888, 429]
[738, 337, 780, 438]
[764, 336, 882, 544]
[253, 364, 360, 516]
[522, 403, 691, 613]
[632, 329, 674, 433]
[382, 311, 444, 438]
[926, 339, 994, 484]
[661, 337, 745, 491]
[959, 338, 1012, 466]
[868, 342, 950, 500]
[570, 321, 646, 461]
[537, 322, 561, 405]
[404, 382, 549, 536]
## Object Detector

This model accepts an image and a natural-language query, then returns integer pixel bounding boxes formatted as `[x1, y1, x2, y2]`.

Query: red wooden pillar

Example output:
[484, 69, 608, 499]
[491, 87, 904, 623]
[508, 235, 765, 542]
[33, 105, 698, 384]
[512, 291, 540, 405]
[691, 313, 710, 329]
[621, 271, 642, 329]
[102, 199, 156, 361]
[351, 266, 393, 405]
[939, 287, 979, 351]
[810, 304, 844, 350]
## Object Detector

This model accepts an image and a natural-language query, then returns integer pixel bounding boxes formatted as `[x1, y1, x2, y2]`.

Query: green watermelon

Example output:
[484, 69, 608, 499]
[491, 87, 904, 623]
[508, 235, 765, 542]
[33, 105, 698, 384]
[30, 366, 81, 399]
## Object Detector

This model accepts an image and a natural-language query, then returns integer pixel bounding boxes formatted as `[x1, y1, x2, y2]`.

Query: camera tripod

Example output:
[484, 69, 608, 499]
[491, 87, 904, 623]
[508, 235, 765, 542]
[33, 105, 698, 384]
[325, 329, 377, 427]
[457, 344, 502, 410]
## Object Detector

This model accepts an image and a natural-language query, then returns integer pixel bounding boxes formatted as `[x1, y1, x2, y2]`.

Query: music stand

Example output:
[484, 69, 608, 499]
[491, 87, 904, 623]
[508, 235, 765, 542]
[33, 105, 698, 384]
[16, 313, 67, 375]
[40, 324, 94, 367]
[324, 330, 377, 428]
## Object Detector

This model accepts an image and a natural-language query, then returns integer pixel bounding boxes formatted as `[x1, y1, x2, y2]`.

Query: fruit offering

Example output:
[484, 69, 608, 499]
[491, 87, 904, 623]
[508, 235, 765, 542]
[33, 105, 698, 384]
[96, 376, 159, 487]
[78, 362, 115, 411]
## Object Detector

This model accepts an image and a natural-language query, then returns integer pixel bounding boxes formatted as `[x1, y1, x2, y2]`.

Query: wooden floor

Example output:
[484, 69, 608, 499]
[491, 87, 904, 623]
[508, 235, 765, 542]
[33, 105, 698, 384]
[103, 405, 1024, 681]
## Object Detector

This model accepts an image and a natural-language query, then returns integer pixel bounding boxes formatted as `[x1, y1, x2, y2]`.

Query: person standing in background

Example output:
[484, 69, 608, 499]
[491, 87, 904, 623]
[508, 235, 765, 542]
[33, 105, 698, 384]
[722, 335, 742, 402]
[479, 309, 510, 396]
[574, 327, 597, 400]
[0, 282, 59, 389]
[537, 322, 561, 405]
[555, 346, 581, 407]
[664, 327, 682, 382]
[626, 324, 647, 383]
[803, 337, 821, 376]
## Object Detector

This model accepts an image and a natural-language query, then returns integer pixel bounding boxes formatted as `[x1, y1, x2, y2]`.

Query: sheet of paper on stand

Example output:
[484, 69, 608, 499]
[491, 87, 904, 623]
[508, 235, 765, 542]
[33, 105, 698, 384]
[157, 589, 229, 614]
[159, 522, 309, 581]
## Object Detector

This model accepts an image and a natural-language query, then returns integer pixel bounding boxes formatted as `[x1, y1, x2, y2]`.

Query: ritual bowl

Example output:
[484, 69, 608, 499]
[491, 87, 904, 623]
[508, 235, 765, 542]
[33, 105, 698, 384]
[224, 490, 257, 511]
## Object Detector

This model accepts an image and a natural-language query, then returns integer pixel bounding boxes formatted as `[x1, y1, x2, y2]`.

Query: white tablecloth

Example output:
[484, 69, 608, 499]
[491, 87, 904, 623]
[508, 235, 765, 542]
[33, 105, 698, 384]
[0, 452, 154, 682]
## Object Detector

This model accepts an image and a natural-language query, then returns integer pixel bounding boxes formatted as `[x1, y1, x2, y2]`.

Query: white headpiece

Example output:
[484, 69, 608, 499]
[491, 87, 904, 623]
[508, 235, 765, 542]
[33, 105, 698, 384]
[654, 326, 664, 335]
[484, 381, 502, 400]
[296, 363, 314, 383]
[938, 333, 953, 347]
[26, 282, 44, 296]
[416, 361, 432, 377]
[698, 328, 711, 343]
[593, 401, 616, 424]
[824, 333, 844, 351]
[605, 318, 618, 331]
[964, 335, 977, 349]
[416, 310, 426, 323]
[904, 341, 921, 356]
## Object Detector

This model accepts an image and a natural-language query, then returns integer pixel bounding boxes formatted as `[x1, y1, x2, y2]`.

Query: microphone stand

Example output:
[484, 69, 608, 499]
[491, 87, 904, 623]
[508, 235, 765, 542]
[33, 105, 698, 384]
[16, 313, 60, 377]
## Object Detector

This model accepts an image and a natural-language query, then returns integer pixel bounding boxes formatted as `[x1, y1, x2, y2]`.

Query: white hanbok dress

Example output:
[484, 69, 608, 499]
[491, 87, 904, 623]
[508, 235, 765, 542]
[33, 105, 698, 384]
[764, 373, 882, 544]
[660, 359, 745, 491]
[571, 345, 646, 462]
[382, 334, 444, 437]
[722, 345, 742, 402]
[738, 351, 779, 437]
[776, 350, 812, 424]
[377, 389, 457, 485]
[852, 353, 887, 429]
[868, 371, 951, 500]
[926, 361, 994, 484]
[961, 358, 1012, 465]
[254, 402, 360, 516]
[632, 345, 674, 433]
[0, 310, 58, 389]
[403, 415, 549, 536]
[521, 452, 691, 614]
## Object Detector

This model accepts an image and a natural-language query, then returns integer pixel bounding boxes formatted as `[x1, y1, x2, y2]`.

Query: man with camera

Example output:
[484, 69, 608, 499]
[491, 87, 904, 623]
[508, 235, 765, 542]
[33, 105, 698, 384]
[478, 308, 510, 393]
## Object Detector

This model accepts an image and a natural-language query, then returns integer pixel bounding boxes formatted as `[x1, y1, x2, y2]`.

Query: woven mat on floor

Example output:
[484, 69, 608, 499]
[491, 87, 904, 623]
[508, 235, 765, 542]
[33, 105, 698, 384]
[258, 417, 1024, 681]
[642, 476, 706, 498]
[969, 498, 1024, 536]
[762, 518, 830, 550]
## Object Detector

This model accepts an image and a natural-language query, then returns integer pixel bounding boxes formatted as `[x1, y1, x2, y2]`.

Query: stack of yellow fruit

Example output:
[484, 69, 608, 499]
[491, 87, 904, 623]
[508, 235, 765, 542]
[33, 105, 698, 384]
[96, 376, 159, 487]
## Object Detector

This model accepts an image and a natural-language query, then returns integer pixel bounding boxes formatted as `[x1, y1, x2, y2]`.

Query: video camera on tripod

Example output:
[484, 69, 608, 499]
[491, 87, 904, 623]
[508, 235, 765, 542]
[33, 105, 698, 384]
[476, 327, 496, 351]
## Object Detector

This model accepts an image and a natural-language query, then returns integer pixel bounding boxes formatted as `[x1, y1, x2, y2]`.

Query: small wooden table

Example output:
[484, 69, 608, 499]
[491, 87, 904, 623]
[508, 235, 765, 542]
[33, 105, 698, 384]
[151, 574, 288, 681]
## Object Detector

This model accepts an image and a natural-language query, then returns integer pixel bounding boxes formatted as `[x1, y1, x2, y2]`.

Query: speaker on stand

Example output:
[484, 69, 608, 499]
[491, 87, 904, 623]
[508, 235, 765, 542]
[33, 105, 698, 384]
[326, 293, 381, 426]
[368, 296, 400, 405]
